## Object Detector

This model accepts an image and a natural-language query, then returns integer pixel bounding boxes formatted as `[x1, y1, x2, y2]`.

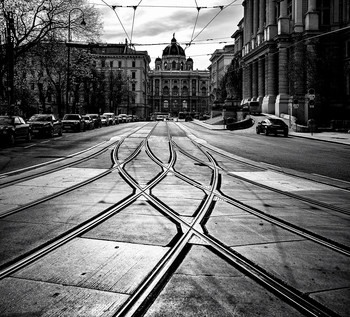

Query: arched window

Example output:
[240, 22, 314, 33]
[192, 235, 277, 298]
[172, 61, 177, 69]
[163, 86, 169, 95]
[164, 62, 168, 70]
[201, 87, 207, 96]
[182, 86, 188, 96]
[180, 62, 184, 70]
[173, 86, 179, 96]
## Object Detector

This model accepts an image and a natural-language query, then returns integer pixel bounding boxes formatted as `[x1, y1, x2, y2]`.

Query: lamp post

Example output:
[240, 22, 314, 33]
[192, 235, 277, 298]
[66, 8, 86, 114]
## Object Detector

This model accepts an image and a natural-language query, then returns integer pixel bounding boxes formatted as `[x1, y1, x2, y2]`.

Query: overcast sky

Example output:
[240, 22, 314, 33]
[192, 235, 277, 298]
[87, 0, 244, 70]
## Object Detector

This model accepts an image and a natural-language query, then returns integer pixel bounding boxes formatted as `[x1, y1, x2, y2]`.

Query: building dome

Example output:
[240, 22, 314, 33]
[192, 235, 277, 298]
[162, 34, 185, 57]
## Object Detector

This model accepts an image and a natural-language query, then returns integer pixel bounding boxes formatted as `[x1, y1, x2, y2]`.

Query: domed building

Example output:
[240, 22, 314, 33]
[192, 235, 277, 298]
[148, 34, 209, 118]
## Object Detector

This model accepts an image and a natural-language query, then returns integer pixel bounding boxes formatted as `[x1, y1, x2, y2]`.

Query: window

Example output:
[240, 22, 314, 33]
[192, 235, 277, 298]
[173, 86, 179, 96]
[101, 60, 105, 68]
[132, 83, 136, 91]
[132, 60, 136, 67]
[118, 61, 122, 68]
[132, 72, 136, 79]
[163, 86, 169, 95]
[110, 60, 113, 68]
[172, 61, 176, 69]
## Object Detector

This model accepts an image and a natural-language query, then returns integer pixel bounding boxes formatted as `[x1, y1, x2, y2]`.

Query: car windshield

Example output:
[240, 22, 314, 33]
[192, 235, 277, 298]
[0, 117, 13, 125]
[63, 114, 79, 120]
[101, 116, 106, 119]
[29, 115, 51, 122]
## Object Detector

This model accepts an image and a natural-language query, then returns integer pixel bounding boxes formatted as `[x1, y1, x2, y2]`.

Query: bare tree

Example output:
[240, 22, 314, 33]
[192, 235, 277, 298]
[0, 0, 102, 110]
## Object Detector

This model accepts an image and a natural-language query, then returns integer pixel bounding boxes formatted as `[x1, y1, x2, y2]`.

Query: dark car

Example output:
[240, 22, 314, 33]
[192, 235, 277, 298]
[62, 114, 84, 132]
[82, 115, 94, 130]
[256, 117, 289, 137]
[85, 113, 102, 128]
[0, 115, 32, 146]
[28, 114, 63, 138]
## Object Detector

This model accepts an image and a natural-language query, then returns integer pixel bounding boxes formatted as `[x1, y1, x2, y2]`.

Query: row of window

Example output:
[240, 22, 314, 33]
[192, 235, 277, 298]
[154, 79, 207, 86]
[99, 60, 137, 68]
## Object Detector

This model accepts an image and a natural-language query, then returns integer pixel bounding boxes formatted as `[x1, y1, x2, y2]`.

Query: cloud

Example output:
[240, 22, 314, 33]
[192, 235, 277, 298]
[88, 0, 243, 69]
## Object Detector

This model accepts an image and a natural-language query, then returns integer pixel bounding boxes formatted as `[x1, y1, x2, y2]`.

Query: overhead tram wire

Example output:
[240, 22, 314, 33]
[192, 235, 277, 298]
[130, 0, 143, 45]
[186, 0, 240, 49]
[100, 0, 131, 43]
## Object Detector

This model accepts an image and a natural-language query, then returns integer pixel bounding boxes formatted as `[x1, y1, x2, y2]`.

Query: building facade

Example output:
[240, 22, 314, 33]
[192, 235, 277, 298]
[148, 35, 210, 117]
[208, 44, 235, 105]
[15, 41, 150, 119]
[87, 42, 151, 118]
[229, 0, 350, 125]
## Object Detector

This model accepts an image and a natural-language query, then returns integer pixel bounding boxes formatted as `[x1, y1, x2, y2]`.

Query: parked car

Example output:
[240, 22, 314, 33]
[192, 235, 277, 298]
[0, 115, 32, 146]
[85, 113, 102, 128]
[28, 114, 63, 137]
[256, 117, 289, 137]
[62, 114, 84, 132]
[117, 113, 129, 123]
[82, 115, 94, 130]
[100, 115, 108, 126]
[102, 112, 117, 125]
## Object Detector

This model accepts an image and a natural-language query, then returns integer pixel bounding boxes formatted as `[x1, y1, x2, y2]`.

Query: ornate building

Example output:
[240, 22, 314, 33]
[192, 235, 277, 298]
[88, 42, 151, 118]
[148, 35, 210, 117]
[208, 44, 235, 105]
[229, 0, 350, 125]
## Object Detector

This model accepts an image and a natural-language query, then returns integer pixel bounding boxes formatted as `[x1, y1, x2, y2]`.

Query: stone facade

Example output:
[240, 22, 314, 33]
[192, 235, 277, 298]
[230, 0, 350, 125]
[148, 35, 210, 117]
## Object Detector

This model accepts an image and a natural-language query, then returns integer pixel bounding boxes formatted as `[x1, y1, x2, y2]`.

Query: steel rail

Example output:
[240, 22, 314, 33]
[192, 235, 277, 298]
[171, 138, 350, 256]
[114, 123, 338, 317]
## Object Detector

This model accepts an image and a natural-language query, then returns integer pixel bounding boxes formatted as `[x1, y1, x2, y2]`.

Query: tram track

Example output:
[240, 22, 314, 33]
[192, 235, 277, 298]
[0, 121, 347, 317]
[112, 122, 343, 317]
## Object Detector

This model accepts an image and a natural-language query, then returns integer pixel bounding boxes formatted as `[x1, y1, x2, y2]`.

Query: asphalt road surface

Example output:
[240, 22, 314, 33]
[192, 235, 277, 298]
[0, 121, 349, 316]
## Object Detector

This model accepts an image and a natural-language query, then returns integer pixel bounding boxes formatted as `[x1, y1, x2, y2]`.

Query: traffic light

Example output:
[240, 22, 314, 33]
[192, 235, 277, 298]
[309, 100, 315, 108]
[308, 88, 315, 100]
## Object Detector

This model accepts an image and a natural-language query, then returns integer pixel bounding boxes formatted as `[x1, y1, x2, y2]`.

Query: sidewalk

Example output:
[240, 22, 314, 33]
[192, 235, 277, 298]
[192, 119, 350, 146]
[289, 130, 350, 145]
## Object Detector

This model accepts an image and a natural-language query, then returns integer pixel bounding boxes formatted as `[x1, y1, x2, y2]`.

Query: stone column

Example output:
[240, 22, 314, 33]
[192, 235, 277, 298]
[258, 57, 265, 103]
[294, 0, 304, 33]
[247, 63, 253, 100]
[242, 64, 248, 101]
[262, 49, 276, 114]
[243, 1, 249, 46]
[278, 0, 290, 35]
[252, 60, 258, 99]
[257, 0, 265, 45]
[266, 0, 277, 40]
[305, 0, 319, 31]
[275, 43, 290, 115]
[252, 0, 259, 48]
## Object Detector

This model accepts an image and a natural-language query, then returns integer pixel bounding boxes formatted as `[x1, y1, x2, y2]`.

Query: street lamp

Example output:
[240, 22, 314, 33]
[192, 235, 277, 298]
[66, 8, 86, 114]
